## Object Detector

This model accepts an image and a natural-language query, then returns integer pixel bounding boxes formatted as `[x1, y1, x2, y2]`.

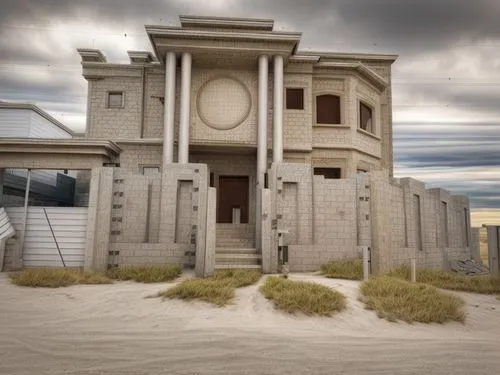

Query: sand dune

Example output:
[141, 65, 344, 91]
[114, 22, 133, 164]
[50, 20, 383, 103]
[0, 273, 499, 375]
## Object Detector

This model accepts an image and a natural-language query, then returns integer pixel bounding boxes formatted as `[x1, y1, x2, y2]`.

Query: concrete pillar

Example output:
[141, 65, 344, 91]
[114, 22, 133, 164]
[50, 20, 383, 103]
[163, 51, 176, 165]
[256, 55, 269, 249]
[178, 52, 192, 164]
[273, 55, 284, 163]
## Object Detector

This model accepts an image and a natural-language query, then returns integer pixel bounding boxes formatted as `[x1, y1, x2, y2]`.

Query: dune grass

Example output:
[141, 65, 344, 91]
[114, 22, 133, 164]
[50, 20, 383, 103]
[320, 259, 363, 280]
[260, 276, 346, 316]
[9, 268, 112, 288]
[360, 276, 466, 324]
[387, 267, 500, 294]
[106, 265, 182, 283]
[158, 269, 261, 306]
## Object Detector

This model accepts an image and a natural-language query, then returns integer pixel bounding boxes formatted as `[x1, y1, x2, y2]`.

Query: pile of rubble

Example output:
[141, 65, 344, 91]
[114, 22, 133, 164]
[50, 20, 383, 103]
[450, 258, 489, 276]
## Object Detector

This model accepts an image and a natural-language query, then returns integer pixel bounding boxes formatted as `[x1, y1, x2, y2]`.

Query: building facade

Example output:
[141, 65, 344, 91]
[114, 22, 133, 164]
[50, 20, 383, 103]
[0, 15, 477, 276]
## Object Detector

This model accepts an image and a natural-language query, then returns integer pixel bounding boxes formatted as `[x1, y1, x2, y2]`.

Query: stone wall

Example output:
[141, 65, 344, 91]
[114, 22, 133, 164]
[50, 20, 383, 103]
[269, 165, 473, 274]
[84, 164, 212, 277]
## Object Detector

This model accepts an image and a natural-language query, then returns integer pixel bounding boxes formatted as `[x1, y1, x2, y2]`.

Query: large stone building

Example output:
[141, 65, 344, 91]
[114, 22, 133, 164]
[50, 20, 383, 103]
[0, 15, 478, 276]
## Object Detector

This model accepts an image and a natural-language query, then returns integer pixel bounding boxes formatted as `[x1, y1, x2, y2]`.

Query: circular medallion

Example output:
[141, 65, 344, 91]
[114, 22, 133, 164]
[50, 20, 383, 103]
[196, 77, 251, 130]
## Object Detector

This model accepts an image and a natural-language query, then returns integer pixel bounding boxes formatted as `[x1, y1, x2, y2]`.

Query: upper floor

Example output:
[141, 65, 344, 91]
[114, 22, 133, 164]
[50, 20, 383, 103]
[78, 15, 397, 171]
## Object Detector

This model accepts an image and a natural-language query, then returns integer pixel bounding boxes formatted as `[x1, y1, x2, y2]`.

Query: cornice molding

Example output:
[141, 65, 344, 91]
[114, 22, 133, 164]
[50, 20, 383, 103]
[179, 15, 274, 31]
[315, 62, 388, 91]
[0, 139, 121, 159]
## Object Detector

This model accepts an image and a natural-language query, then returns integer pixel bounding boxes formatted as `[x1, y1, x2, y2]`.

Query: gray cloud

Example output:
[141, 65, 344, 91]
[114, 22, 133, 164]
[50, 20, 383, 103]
[1, 0, 500, 212]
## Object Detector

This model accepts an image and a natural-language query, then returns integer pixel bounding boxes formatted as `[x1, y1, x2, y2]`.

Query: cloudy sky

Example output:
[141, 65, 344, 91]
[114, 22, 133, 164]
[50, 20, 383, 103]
[1, 0, 500, 226]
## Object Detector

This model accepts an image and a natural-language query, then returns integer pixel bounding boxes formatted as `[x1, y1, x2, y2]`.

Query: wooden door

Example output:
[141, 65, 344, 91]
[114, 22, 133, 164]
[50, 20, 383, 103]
[217, 176, 249, 223]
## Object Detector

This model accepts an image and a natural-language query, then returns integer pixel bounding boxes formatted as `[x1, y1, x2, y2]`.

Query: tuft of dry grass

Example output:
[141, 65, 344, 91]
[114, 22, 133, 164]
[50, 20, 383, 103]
[260, 276, 346, 316]
[158, 269, 261, 306]
[106, 265, 182, 283]
[9, 268, 111, 288]
[387, 267, 500, 294]
[211, 269, 261, 287]
[360, 276, 466, 324]
[320, 259, 363, 280]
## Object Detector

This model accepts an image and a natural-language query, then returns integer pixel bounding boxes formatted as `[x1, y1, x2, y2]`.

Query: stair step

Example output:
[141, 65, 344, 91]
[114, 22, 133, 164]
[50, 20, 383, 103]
[216, 253, 261, 260]
[215, 264, 262, 270]
[216, 247, 260, 255]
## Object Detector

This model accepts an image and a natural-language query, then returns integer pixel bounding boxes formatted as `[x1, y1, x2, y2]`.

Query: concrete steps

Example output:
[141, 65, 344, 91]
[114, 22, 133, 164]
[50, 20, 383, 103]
[215, 224, 260, 270]
[215, 264, 262, 270]
[215, 252, 261, 266]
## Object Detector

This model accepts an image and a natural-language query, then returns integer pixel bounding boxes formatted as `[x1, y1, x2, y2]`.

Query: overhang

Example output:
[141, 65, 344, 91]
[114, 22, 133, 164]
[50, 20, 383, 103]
[314, 62, 389, 91]
[146, 25, 301, 64]
[0, 139, 121, 169]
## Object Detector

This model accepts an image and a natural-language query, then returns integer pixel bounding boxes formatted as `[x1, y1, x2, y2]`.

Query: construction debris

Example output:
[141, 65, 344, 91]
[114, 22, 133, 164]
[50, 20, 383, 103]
[450, 259, 489, 276]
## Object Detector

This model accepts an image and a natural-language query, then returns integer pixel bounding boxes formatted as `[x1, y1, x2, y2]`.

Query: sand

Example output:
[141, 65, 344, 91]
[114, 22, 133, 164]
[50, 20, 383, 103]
[0, 272, 499, 375]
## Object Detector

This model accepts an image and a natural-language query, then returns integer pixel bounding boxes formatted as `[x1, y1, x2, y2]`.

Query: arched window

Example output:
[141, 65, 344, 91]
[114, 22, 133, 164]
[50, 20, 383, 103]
[316, 94, 341, 124]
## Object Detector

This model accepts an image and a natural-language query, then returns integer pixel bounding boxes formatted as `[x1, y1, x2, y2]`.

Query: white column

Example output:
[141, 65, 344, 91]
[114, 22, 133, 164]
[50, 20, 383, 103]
[178, 52, 192, 164]
[257, 55, 269, 188]
[163, 51, 176, 165]
[273, 55, 284, 163]
[256, 55, 269, 249]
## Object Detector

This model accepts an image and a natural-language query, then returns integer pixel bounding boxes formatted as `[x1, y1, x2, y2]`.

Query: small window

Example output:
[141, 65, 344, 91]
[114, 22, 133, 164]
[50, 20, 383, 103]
[316, 94, 341, 124]
[286, 88, 304, 110]
[357, 169, 368, 174]
[107, 92, 124, 108]
[314, 167, 341, 179]
[359, 102, 373, 133]
[142, 167, 160, 176]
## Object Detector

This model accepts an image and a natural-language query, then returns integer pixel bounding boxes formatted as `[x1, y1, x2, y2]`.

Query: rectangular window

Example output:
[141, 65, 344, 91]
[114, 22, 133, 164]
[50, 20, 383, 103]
[107, 92, 124, 108]
[413, 194, 422, 250]
[316, 94, 341, 124]
[440, 202, 449, 247]
[313, 167, 341, 179]
[142, 167, 160, 176]
[209, 172, 215, 188]
[286, 88, 304, 110]
[359, 102, 373, 133]
[464, 208, 469, 246]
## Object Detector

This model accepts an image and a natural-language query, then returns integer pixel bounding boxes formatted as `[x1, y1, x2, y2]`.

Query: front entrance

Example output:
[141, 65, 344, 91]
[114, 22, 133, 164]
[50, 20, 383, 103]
[217, 176, 249, 224]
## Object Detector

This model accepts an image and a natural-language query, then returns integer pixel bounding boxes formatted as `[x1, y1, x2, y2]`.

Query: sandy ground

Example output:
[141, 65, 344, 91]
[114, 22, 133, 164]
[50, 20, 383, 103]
[0, 272, 499, 375]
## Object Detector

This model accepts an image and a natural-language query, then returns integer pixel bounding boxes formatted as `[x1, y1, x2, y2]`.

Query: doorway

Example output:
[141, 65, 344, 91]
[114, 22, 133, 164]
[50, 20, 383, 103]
[217, 176, 249, 224]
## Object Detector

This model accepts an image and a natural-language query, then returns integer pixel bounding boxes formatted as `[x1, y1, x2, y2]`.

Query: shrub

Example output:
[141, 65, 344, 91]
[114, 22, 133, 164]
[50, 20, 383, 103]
[9, 268, 111, 288]
[158, 269, 261, 306]
[320, 259, 363, 280]
[260, 276, 346, 316]
[387, 267, 500, 294]
[360, 276, 466, 324]
[106, 265, 182, 283]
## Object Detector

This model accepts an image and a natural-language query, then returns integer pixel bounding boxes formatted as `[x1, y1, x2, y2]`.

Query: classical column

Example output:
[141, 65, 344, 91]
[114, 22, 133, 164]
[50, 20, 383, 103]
[273, 55, 284, 163]
[178, 52, 192, 164]
[163, 51, 176, 165]
[256, 55, 269, 248]
[257, 55, 269, 189]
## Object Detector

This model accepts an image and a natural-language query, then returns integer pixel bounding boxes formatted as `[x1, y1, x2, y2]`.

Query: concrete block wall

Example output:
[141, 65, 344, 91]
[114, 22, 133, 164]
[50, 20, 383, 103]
[87, 76, 143, 139]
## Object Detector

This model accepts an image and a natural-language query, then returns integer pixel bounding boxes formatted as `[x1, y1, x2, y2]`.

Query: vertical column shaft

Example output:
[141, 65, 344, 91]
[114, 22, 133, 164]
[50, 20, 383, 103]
[273, 55, 284, 163]
[256, 55, 269, 249]
[178, 52, 192, 164]
[163, 51, 176, 165]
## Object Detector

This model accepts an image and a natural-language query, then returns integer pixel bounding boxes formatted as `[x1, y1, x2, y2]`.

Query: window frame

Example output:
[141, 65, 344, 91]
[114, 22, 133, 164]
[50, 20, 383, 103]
[313, 167, 342, 180]
[141, 165, 161, 176]
[358, 100, 374, 134]
[285, 87, 305, 110]
[314, 93, 343, 126]
[107, 91, 125, 109]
